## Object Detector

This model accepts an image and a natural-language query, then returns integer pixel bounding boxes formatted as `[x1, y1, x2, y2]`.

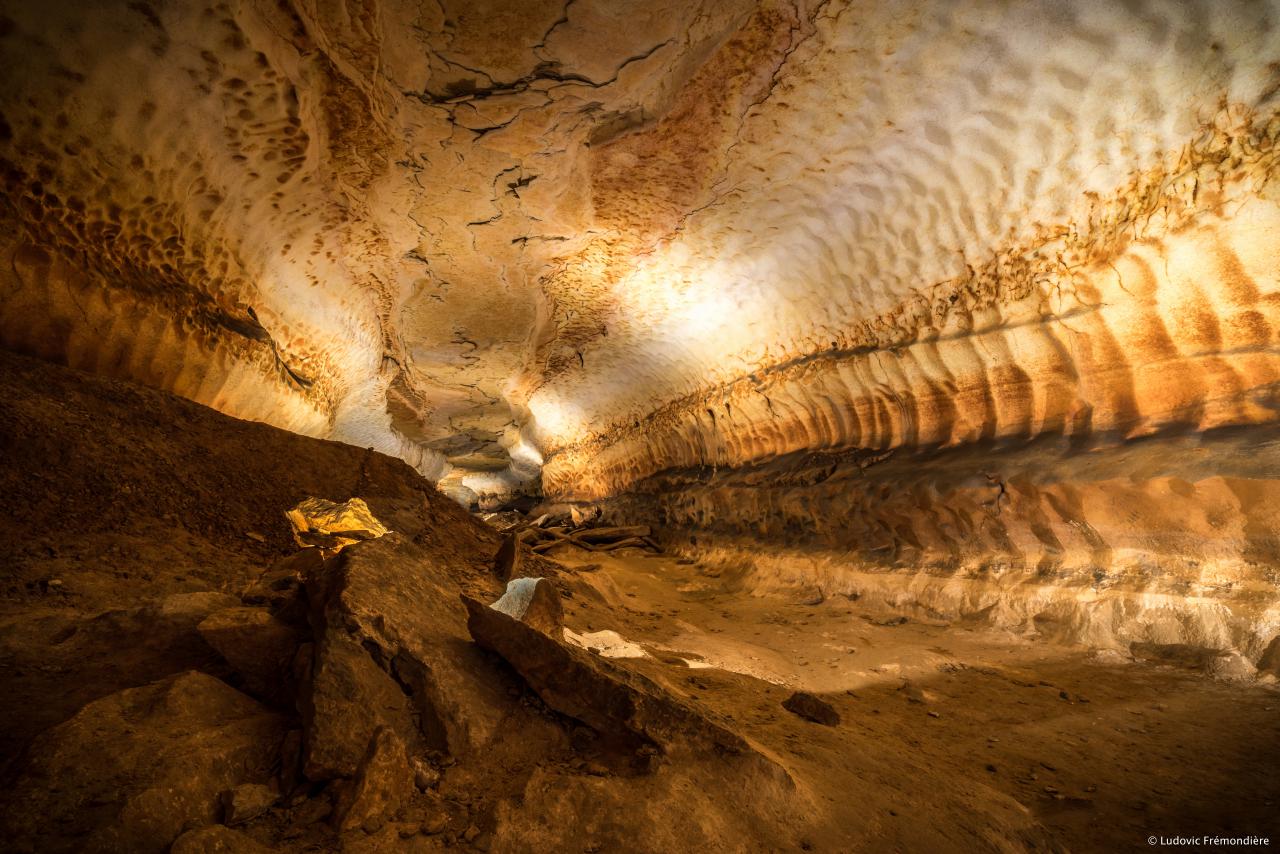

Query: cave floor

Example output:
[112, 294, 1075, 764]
[3, 535, 1277, 852]
[547, 546, 1280, 852]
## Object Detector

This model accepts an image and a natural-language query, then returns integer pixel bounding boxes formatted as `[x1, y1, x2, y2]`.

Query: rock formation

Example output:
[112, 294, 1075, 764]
[2, 1, 1280, 656]
[3, 0, 1280, 849]
[2, 329, 1279, 851]
[0, 671, 286, 854]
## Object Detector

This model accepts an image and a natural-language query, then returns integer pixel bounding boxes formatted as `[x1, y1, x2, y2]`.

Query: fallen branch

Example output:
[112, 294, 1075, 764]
[522, 523, 662, 554]
[574, 526, 652, 543]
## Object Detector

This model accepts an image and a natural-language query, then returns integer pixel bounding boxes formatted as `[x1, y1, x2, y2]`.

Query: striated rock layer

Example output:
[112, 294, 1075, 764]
[524, 0, 1280, 662]
[594, 426, 1280, 662]
[3, 1, 1280, 652]
[3, 0, 1277, 496]
[0, 0, 763, 494]
[533, 1, 1280, 495]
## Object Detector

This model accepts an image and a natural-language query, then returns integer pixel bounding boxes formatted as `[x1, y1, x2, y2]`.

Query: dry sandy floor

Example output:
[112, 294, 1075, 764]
[547, 546, 1280, 853]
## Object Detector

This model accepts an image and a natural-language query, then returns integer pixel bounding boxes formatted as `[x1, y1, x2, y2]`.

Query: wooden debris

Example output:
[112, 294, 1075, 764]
[508, 522, 663, 555]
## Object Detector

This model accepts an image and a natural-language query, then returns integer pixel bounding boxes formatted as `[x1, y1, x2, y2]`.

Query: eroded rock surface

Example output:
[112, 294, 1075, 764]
[490, 576, 564, 635]
[285, 497, 390, 552]
[0, 671, 285, 854]
[464, 592, 768, 764]
[0, 356, 1277, 853]
[2, 2, 1280, 849]
[220, 783, 278, 826]
[2, 1, 1279, 654]
[782, 691, 840, 726]
[298, 626, 424, 781]
[300, 533, 512, 775]
[198, 606, 300, 704]
[0, 0, 1274, 507]
[331, 726, 416, 833]
[597, 427, 1280, 662]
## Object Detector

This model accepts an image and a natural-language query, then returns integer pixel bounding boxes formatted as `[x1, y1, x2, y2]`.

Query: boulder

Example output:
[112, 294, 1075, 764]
[198, 606, 300, 703]
[286, 497, 389, 552]
[493, 532, 522, 581]
[299, 629, 423, 780]
[0, 590, 241, 757]
[490, 577, 563, 635]
[0, 671, 285, 854]
[1209, 652, 1257, 682]
[412, 756, 441, 791]
[332, 726, 416, 832]
[463, 594, 767, 763]
[241, 549, 323, 612]
[220, 783, 277, 825]
[299, 534, 510, 770]
[782, 692, 841, 726]
[77, 591, 241, 676]
[170, 825, 276, 853]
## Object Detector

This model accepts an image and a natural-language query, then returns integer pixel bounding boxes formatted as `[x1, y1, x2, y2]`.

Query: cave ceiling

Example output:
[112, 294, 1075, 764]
[1, 0, 1279, 502]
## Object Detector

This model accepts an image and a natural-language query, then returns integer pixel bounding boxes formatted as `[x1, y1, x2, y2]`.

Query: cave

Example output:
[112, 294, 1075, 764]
[1, 0, 1279, 851]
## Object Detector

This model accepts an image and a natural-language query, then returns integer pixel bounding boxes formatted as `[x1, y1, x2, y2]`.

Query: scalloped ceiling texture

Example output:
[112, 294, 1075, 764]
[2, 0, 1280, 508]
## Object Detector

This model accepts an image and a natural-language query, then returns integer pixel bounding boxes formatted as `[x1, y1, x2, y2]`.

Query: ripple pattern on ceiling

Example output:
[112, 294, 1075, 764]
[0, 0, 1278, 504]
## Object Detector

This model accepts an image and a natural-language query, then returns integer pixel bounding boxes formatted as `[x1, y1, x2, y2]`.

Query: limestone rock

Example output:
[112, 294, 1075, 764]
[332, 727, 416, 832]
[421, 804, 449, 835]
[412, 757, 441, 791]
[156, 591, 245, 623]
[83, 592, 244, 678]
[170, 825, 276, 854]
[198, 607, 300, 703]
[493, 532, 523, 582]
[1, 0, 1278, 546]
[2, 0, 1279, 667]
[301, 534, 511, 767]
[286, 497, 389, 552]
[299, 628, 422, 780]
[0, 590, 242, 756]
[1209, 653, 1257, 682]
[0, 671, 284, 854]
[220, 783, 277, 825]
[463, 594, 758, 760]
[241, 549, 324, 612]
[782, 692, 841, 726]
[490, 577, 564, 635]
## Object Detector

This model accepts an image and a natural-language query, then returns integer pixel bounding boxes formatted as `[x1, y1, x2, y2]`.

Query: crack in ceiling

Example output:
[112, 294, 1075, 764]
[0, 0, 1278, 507]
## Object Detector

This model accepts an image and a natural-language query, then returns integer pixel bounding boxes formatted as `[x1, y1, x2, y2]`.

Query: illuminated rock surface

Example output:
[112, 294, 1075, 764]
[4, 0, 1280, 654]
[3, 0, 1280, 848]
[1, 0, 1276, 498]
[285, 496, 390, 552]
[1, 349, 1278, 851]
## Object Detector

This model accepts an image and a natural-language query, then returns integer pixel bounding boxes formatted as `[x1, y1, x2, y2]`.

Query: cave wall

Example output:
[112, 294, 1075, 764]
[2, 1, 1280, 652]
[536, 1, 1280, 499]
[521, 0, 1280, 656]
[0, 0, 763, 492]
[596, 426, 1280, 657]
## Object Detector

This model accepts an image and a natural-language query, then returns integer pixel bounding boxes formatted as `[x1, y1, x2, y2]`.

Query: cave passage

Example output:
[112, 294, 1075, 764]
[1, 1, 1279, 852]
